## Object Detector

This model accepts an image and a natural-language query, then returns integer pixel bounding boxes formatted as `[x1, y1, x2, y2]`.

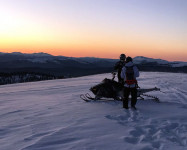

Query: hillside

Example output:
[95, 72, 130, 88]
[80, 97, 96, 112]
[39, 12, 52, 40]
[0, 72, 187, 150]
[0, 53, 186, 79]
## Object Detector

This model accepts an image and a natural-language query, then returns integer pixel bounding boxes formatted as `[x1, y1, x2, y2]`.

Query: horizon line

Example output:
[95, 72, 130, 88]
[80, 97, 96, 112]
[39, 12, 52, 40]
[0, 51, 186, 63]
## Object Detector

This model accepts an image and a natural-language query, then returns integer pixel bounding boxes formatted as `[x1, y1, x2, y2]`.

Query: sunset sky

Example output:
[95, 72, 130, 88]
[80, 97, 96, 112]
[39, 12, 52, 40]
[0, 0, 186, 61]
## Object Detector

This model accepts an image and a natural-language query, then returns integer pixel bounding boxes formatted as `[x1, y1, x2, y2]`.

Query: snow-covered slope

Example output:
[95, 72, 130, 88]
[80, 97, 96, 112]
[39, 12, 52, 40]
[170, 61, 187, 67]
[134, 56, 169, 65]
[0, 52, 186, 71]
[0, 72, 187, 150]
[134, 56, 187, 67]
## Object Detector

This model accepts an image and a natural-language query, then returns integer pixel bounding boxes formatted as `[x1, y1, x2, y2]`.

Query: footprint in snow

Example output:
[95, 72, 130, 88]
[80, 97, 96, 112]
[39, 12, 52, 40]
[123, 119, 187, 149]
[105, 109, 144, 126]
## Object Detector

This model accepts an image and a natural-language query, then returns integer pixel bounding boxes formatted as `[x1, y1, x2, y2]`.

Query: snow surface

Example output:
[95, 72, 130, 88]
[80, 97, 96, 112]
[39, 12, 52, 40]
[170, 62, 187, 67]
[0, 72, 187, 150]
[134, 56, 187, 67]
[134, 56, 169, 65]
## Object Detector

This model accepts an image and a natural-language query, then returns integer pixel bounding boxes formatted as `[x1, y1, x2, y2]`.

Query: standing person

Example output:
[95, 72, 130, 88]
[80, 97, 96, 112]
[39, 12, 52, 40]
[114, 54, 126, 84]
[121, 57, 139, 109]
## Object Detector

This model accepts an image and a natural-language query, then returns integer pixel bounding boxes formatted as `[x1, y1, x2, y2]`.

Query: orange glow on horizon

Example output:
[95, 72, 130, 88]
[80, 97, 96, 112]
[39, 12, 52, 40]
[1, 46, 186, 62]
[0, 0, 186, 62]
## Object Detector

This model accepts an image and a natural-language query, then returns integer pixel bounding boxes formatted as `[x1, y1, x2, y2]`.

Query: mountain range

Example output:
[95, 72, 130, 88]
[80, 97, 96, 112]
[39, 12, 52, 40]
[0, 52, 186, 77]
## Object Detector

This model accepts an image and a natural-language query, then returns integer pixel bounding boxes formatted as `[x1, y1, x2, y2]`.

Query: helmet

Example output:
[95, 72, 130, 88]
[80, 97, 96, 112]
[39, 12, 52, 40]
[120, 54, 126, 60]
[126, 56, 132, 63]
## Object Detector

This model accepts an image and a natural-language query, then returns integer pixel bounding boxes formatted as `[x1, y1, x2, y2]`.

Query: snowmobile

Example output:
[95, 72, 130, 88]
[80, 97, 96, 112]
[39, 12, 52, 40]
[80, 73, 162, 102]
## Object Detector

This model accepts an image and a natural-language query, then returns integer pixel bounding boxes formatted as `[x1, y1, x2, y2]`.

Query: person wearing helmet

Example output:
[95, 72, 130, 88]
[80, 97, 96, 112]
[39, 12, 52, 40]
[121, 56, 140, 109]
[114, 54, 126, 84]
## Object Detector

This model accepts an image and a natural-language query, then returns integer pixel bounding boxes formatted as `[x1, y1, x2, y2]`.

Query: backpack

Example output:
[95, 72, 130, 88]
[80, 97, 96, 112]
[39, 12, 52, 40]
[125, 66, 137, 85]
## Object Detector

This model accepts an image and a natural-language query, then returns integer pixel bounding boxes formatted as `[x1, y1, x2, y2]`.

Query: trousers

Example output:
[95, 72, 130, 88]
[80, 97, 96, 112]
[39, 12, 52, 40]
[123, 87, 137, 108]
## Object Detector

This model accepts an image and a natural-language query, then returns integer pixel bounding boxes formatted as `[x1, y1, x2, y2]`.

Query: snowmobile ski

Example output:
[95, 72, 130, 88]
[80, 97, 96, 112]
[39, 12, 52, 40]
[80, 94, 90, 102]
[141, 93, 160, 102]
[80, 93, 115, 102]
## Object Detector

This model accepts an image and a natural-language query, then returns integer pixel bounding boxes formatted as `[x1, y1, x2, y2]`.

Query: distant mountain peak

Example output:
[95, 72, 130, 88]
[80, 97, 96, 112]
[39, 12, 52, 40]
[133, 56, 169, 65]
[0, 52, 186, 68]
[11, 52, 23, 55]
[32, 52, 52, 57]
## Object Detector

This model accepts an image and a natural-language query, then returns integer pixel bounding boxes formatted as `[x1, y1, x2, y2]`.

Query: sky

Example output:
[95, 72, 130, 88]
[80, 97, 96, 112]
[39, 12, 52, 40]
[0, 0, 186, 61]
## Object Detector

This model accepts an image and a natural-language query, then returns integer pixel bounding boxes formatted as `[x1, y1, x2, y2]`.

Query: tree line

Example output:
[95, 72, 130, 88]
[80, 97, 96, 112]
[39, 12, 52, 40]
[0, 72, 64, 85]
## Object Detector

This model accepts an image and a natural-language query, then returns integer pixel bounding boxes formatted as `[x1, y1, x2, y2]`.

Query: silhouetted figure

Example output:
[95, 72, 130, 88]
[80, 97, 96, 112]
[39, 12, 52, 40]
[121, 57, 139, 109]
[114, 54, 126, 84]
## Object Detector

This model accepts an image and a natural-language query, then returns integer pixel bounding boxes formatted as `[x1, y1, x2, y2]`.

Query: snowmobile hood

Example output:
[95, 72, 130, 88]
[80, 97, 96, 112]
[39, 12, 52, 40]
[125, 61, 134, 67]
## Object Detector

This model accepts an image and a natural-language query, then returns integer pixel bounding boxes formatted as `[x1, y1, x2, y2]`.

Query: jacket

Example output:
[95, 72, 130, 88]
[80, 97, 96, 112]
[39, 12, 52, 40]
[114, 60, 125, 82]
[121, 61, 139, 88]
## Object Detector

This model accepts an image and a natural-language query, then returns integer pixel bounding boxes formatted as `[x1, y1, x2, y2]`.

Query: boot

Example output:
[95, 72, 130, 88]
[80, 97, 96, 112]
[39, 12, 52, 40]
[131, 105, 137, 110]
[123, 106, 129, 109]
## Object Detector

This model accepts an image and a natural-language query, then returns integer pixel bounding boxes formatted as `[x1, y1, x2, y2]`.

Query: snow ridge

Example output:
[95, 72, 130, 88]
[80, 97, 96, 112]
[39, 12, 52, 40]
[0, 52, 186, 67]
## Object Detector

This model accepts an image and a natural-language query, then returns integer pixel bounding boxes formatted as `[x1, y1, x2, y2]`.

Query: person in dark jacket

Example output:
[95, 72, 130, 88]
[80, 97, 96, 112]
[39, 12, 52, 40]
[121, 57, 139, 109]
[114, 54, 126, 84]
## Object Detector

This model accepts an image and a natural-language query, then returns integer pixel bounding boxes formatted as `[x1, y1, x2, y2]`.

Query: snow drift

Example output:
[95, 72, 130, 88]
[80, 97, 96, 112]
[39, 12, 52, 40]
[0, 72, 186, 150]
